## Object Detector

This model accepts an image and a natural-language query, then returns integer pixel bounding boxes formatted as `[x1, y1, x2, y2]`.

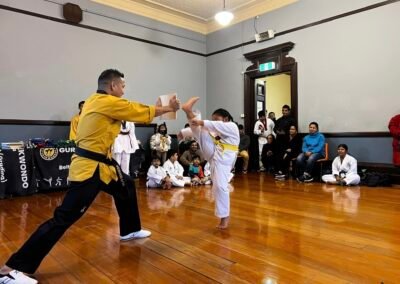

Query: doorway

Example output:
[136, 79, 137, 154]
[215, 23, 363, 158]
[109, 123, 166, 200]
[243, 42, 298, 170]
[243, 42, 298, 132]
[255, 73, 291, 120]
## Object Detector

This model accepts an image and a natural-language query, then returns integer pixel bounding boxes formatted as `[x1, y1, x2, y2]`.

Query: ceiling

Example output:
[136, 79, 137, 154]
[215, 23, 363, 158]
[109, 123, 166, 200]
[91, 0, 297, 34]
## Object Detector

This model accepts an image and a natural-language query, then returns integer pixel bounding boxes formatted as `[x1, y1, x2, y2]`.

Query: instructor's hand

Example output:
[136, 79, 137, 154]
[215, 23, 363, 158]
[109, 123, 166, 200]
[169, 95, 180, 112]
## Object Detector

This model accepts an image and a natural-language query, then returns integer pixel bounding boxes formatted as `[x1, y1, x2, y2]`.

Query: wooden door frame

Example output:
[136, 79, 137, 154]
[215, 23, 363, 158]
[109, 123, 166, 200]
[243, 42, 298, 133]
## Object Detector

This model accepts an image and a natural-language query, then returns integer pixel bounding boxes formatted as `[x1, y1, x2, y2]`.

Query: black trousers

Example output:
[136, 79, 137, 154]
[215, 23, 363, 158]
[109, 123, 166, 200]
[276, 152, 297, 174]
[6, 167, 141, 274]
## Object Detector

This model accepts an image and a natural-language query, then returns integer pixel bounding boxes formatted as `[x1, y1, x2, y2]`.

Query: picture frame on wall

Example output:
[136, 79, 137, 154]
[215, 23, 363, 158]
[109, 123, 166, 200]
[256, 84, 264, 96]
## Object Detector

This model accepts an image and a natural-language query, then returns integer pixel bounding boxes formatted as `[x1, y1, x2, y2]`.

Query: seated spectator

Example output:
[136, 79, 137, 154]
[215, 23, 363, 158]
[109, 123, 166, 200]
[275, 125, 302, 180]
[296, 122, 325, 183]
[179, 140, 204, 171]
[150, 123, 171, 164]
[261, 134, 277, 173]
[237, 124, 250, 174]
[189, 155, 209, 185]
[146, 156, 172, 189]
[322, 144, 360, 186]
[163, 150, 191, 187]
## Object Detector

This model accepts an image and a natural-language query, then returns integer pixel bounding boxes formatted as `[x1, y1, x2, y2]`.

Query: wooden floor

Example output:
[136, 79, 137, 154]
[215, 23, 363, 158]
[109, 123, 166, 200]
[1, 173, 400, 283]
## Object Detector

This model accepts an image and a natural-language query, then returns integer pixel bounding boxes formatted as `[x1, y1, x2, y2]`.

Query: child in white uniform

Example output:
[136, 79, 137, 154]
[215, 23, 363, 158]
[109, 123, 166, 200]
[322, 144, 360, 186]
[112, 121, 138, 175]
[147, 156, 172, 189]
[181, 97, 239, 229]
[163, 150, 191, 187]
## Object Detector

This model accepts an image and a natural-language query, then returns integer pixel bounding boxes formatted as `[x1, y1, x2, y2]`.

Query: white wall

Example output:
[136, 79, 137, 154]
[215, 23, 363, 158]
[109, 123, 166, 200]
[206, 0, 400, 133]
[0, 0, 206, 133]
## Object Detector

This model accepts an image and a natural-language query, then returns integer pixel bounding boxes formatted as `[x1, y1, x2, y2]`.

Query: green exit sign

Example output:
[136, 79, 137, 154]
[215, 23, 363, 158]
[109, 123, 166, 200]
[259, 62, 276, 72]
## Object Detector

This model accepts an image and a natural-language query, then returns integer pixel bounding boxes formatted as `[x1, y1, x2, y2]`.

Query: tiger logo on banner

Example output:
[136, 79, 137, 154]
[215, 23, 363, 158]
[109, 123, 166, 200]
[39, 148, 59, 161]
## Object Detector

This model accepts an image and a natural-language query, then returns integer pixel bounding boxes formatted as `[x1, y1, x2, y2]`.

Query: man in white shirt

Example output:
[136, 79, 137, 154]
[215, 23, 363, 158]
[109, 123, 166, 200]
[253, 110, 275, 171]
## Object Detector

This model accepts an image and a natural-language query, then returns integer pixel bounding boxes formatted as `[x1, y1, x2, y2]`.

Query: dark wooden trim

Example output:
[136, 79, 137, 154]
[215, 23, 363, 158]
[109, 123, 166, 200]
[0, 119, 71, 126]
[243, 42, 298, 136]
[0, 120, 391, 138]
[207, 0, 400, 57]
[0, 4, 206, 57]
[0, 119, 158, 130]
[135, 123, 158, 133]
[324, 132, 391, 138]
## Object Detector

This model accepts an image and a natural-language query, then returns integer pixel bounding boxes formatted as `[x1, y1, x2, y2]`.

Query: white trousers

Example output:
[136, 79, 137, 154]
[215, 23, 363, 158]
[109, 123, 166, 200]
[112, 152, 130, 175]
[190, 125, 234, 218]
[322, 173, 360, 186]
[170, 176, 191, 187]
[146, 178, 161, 188]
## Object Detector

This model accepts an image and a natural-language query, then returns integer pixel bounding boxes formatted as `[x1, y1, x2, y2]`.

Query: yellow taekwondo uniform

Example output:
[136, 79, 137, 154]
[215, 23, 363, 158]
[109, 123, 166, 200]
[68, 92, 155, 184]
[69, 114, 80, 140]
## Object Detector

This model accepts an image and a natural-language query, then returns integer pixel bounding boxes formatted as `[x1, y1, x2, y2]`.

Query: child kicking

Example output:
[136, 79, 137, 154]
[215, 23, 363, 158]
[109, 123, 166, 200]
[180, 97, 239, 229]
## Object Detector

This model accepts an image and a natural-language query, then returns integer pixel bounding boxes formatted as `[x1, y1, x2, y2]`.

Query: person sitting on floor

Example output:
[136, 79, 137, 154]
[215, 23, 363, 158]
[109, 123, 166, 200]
[146, 156, 172, 189]
[296, 121, 325, 183]
[322, 144, 360, 186]
[179, 140, 204, 173]
[163, 150, 191, 187]
[189, 155, 207, 185]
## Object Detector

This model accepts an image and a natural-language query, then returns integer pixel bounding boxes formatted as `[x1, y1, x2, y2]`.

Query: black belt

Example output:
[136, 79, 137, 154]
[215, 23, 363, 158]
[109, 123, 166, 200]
[74, 146, 126, 187]
[120, 131, 130, 135]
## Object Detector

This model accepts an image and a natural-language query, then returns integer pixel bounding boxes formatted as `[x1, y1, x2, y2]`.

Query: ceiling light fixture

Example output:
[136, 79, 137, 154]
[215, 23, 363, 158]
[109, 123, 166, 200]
[214, 0, 233, 26]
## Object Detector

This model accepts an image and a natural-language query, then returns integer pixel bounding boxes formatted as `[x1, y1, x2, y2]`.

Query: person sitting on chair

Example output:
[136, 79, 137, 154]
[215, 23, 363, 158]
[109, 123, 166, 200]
[275, 125, 302, 180]
[237, 124, 250, 174]
[322, 144, 360, 186]
[296, 122, 325, 183]
[261, 134, 277, 174]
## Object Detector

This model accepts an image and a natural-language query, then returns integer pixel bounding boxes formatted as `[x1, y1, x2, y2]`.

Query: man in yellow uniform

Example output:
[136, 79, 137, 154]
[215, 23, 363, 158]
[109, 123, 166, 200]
[69, 100, 85, 140]
[0, 69, 180, 283]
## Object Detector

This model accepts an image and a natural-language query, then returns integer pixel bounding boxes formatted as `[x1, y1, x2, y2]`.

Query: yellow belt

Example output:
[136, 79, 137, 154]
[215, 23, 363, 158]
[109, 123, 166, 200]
[210, 134, 238, 152]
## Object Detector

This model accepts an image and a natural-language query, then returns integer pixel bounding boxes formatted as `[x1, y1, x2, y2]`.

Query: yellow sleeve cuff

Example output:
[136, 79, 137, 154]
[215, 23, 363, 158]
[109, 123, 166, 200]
[148, 105, 156, 123]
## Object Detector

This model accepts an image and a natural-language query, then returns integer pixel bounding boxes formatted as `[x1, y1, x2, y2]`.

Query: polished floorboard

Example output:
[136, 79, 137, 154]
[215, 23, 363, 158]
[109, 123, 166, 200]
[1, 173, 400, 283]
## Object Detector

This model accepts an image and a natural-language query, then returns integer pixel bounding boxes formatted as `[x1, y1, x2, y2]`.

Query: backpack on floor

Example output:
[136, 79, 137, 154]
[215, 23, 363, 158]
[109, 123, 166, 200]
[361, 172, 391, 187]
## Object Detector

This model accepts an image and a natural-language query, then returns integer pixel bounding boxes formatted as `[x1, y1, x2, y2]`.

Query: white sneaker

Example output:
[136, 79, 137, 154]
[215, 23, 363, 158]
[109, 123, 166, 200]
[0, 270, 38, 284]
[120, 229, 151, 241]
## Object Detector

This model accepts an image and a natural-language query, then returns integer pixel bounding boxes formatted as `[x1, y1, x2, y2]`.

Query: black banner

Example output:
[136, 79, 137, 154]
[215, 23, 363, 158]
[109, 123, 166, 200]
[33, 147, 74, 192]
[0, 149, 37, 198]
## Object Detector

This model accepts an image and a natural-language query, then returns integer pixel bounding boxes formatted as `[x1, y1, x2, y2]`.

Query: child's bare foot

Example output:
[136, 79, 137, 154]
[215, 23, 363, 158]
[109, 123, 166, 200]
[216, 216, 229, 229]
[0, 265, 12, 274]
[182, 97, 200, 119]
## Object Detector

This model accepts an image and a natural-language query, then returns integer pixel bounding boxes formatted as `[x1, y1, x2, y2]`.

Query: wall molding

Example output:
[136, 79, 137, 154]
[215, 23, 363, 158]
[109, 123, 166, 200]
[0, 120, 392, 138]
[207, 0, 400, 57]
[2, 1, 399, 58]
[0, 119, 157, 129]
[0, 119, 70, 126]
[0, 4, 205, 57]
[324, 132, 391, 138]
